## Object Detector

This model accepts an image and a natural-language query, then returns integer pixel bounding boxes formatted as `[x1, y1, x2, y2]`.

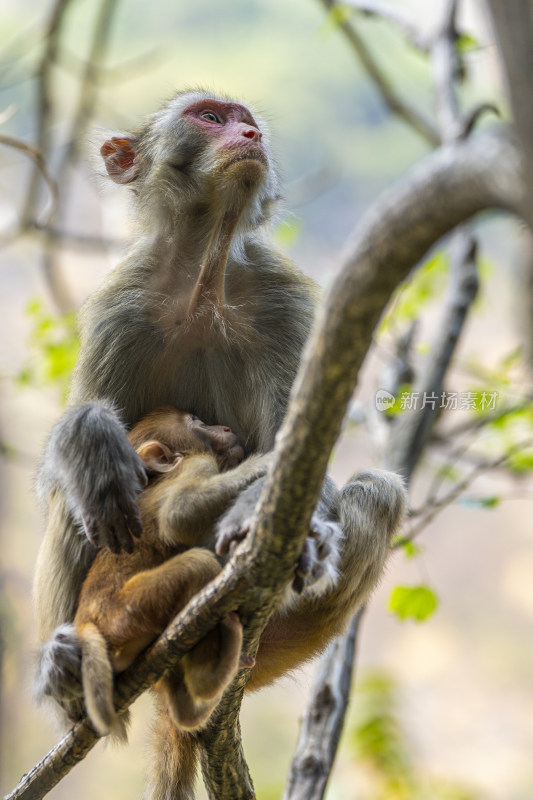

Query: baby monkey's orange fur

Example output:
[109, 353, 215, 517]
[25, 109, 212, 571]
[73, 407, 256, 739]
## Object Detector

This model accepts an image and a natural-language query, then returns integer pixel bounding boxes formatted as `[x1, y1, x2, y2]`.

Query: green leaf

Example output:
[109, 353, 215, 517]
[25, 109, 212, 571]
[18, 298, 80, 403]
[507, 449, 533, 474]
[459, 495, 500, 509]
[380, 251, 449, 333]
[400, 540, 421, 559]
[436, 463, 460, 483]
[318, 3, 352, 38]
[274, 217, 303, 247]
[388, 585, 438, 622]
[455, 33, 479, 53]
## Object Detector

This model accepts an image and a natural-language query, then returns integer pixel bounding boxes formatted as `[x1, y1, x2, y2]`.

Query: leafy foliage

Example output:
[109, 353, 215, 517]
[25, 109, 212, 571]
[17, 298, 79, 403]
[379, 250, 449, 334]
[350, 671, 480, 800]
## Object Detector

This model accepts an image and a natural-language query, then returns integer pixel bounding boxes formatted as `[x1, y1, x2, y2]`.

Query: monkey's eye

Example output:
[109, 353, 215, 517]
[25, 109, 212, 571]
[200, 111, 221, 124]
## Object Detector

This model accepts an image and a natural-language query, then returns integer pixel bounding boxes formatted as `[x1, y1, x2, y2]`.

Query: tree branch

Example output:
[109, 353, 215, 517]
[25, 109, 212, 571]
[319, 0, 440, 146]
[282, 609, 364, 800]
[486, 0, 533, 377]
[20, 0, 71, 229]
[485, 0, 533, 229]
[343, 0, 429, 52]
[41, 0, 119, 314]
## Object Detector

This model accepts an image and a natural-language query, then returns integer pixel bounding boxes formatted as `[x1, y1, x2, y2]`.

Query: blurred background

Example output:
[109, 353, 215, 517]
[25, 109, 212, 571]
[0, 1, 532, 798]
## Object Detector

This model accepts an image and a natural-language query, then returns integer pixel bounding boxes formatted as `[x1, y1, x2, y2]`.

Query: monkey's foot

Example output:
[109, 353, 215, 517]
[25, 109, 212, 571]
[34, 623, 86, 723]
[292, 516, 343, 597]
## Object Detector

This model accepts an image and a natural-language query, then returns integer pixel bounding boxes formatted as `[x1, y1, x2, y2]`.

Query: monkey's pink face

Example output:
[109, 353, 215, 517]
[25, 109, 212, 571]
[183, 99, 268, 174]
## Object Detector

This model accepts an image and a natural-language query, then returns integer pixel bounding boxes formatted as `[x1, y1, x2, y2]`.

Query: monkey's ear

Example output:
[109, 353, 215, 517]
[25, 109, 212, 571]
[100, 135, 140, 184]
[137, 441, 184, 473]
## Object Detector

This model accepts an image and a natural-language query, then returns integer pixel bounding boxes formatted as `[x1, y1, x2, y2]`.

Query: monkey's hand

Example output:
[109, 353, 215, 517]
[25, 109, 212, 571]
[34, 624, 85, 721]
[42, 402, 147, 553]
[215, 481, 261, 557]
[291, 515, 343, 597]
[216, 481, 343, 595]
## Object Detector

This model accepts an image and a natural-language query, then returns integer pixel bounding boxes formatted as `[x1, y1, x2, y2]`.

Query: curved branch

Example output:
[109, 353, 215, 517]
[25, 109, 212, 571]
[486, 0, 533, 229]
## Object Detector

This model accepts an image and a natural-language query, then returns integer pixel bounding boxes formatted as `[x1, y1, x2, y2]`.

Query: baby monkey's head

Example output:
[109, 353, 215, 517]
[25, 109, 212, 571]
[128, 407, 244, 476]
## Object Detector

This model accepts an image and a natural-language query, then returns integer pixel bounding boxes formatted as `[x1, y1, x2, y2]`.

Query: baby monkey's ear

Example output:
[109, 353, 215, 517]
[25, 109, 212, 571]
[136, 441, 184, 474]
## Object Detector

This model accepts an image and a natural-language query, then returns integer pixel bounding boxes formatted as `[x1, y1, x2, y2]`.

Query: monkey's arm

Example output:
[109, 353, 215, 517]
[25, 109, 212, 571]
[246, 469, 406, 691]
[157, 453, 273, 547]
[38, 402, 147, 553]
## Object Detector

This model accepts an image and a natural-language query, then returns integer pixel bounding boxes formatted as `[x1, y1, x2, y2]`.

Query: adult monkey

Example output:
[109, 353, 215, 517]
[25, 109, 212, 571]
[34, 90, 405, 710]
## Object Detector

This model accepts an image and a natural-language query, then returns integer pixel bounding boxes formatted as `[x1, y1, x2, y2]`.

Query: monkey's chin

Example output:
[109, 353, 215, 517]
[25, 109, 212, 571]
[220, 154, 267, 188]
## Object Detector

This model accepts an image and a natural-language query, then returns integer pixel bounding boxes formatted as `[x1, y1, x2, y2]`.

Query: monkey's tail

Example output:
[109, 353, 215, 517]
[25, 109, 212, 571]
[78, 622, 128, 742]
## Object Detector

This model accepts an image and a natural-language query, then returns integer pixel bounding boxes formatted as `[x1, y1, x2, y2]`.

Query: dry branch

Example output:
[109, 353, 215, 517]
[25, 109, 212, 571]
[282, 610, 364, 800]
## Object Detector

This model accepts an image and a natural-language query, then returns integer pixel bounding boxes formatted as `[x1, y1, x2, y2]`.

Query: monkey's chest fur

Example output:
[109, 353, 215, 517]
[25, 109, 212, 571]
[75, 256, 315, 453]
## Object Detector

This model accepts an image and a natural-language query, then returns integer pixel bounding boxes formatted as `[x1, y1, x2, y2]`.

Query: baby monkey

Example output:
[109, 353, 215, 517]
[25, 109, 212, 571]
[67, 406, 334, 740]
[72, 407, 260, 738]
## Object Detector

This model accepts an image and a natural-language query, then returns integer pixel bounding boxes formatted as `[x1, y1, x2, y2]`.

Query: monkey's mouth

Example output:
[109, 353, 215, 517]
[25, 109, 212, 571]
[221, 149, 268, 171]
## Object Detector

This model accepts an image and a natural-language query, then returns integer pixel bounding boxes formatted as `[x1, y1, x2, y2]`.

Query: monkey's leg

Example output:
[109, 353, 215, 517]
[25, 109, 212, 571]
[246, 469, 406, 692]
[144, 699, 198, 800]
[109, 549, 222, 671]
[158, 665, 218, 731]
[182, 611, 243, 701]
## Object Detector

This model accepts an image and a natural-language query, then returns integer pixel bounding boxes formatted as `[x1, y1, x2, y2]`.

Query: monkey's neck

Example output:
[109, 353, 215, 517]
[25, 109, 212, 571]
[185, 207, 242, 316]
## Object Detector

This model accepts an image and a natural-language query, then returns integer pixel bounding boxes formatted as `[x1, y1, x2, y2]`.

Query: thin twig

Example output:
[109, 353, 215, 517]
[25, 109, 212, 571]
[42, 0, 119, 313]
[20, 0, 71, 229]
[319, 0, 440, 146]
[343, 0, 429, 52]
[0, 135, 58, 224]
[397, 441, 533, 545]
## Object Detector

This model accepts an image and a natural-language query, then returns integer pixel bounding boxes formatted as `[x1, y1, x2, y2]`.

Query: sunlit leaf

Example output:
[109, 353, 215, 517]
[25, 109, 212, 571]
[436, 463, 460, 482]
[507, 449, 533, 474]
[318, 3, 352, 37]
[274, 217, 303, 247]
[455, 33, 479, 53]
[388, 585, 438, 622]
[18, 298, 80, 403]
[400, 540, 421, 559]
[459, 495, 500, 509]
[380, 250, 449, 333]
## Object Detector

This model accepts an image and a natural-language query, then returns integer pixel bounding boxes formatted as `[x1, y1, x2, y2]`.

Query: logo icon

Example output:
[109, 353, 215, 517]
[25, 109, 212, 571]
[375, 389, 395, 412]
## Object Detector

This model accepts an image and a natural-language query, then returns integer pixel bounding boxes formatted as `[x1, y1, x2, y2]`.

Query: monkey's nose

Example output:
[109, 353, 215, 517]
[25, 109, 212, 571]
[242, 127, 262, 141]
